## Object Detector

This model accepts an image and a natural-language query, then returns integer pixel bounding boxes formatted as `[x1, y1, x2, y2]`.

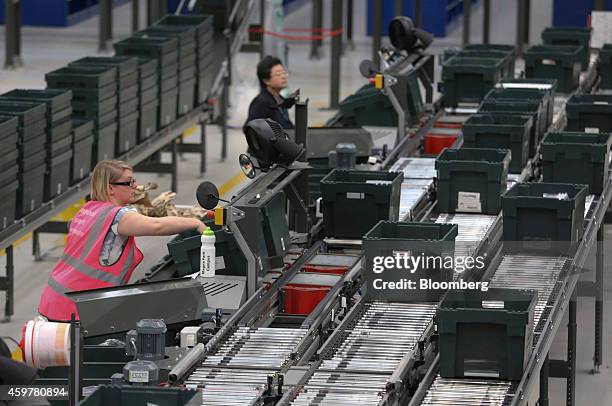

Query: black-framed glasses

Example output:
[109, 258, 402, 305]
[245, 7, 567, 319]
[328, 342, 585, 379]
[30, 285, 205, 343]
[110, 178, 137, 188]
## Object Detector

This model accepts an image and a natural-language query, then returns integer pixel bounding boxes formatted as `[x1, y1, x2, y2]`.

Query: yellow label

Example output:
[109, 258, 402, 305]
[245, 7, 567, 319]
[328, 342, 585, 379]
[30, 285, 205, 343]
[374, 74, 384, 89]
[214, 207, 225, 226]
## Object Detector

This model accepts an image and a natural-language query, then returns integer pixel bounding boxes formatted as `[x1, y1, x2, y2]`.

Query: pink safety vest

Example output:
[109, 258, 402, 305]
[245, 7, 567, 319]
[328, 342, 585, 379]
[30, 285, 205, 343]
[38, 201, 143, 321]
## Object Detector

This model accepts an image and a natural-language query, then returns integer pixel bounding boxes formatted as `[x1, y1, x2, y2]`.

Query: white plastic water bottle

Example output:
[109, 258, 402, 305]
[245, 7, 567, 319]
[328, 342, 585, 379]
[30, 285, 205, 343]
[200, 226, 216, 278]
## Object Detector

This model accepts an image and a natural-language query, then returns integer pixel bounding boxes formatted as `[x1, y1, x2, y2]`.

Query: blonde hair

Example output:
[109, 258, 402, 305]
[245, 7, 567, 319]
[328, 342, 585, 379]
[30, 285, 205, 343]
[90, 160, 132, 202]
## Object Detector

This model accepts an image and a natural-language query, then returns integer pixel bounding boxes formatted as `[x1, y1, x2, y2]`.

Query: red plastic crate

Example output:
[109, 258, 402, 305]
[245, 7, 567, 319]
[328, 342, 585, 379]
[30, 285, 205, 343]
[433, 121, 463, 129]
[282, 284, 332, 315]
[302, 265, 349, 275]
[424, 133, 459, 155]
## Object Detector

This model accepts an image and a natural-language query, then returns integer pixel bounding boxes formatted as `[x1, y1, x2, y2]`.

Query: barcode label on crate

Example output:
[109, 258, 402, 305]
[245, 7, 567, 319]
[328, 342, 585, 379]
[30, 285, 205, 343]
[346, 192, 365, 200]
[457, 192, 482, 213]
[482, 300, 505, 309]
[594, 101, 609, 105]
[542, 59, 557, 66]
[585, 127, 600, 133]
[215, 256, 225, 270]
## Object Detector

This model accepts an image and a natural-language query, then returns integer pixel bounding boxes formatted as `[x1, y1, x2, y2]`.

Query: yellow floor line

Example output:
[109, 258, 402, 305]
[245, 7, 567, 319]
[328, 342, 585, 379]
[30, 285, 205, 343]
[218, 171, 247, 198]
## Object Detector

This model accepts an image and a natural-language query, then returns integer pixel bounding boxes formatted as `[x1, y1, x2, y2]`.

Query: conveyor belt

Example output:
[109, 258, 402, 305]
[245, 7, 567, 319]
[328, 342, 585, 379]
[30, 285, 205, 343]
[390, 157, 436, 221]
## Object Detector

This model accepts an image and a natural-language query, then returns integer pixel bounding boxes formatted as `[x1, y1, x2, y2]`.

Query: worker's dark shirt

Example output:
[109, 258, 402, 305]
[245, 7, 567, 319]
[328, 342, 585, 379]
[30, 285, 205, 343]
[244, 87, 294, 130]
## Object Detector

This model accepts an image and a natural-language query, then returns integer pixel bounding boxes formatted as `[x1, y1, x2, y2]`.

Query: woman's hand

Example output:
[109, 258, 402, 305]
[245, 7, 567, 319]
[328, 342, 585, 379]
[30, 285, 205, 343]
[195, 221, 206, 234]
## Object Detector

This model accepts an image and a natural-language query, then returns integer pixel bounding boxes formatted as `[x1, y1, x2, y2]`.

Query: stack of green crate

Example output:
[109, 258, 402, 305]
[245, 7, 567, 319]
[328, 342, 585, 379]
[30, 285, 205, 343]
[70, 118, 94, 184]
[565, 94, 612, 133]
[0, 116, 20, 228]
[69, 57, 140, 156]
[157, 15, 215, 106]
[0, 102, 47, 218]
[541, 132, 612, 195]
[541, 26, 592, 70]
[136, 25, 196, 117]
[1, 89, 73, 201]
[114, 36, 179, 128]
[136, 58, 159, 143]
[523, 45, 582, 93]
[441, 56, 506, 107]
[46, 65, 118, 166]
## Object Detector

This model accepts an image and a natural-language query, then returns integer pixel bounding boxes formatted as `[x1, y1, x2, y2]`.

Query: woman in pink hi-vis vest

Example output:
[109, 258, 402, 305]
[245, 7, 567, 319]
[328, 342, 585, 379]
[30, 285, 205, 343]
[38, 160, 207, 321]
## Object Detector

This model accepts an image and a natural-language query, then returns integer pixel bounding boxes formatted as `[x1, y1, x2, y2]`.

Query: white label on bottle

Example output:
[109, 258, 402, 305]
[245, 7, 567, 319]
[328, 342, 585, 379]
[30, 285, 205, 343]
[215, 256, 225, 270]
[346, 192, 364, 200]
[542, 59, 557, 66]
[129, 370, 149, 383]
[457, 192, 482, 213]
[585, 127, 600, 133]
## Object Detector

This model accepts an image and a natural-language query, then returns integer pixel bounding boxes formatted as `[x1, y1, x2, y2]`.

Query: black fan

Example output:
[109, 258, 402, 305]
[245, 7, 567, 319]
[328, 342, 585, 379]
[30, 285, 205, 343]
[244, 118, 304, 168]
[389, 16, 434, 53]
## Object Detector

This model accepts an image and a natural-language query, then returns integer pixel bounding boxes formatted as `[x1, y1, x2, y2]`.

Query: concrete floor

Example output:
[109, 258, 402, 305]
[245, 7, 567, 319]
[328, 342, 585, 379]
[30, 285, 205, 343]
[1, 1, 611, 404]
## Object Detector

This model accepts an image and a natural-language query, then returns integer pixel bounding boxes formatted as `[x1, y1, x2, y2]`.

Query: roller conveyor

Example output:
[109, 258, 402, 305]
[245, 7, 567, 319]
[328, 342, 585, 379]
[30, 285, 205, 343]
[421, 377, 515, 405]
[435, 214, 498, 258]
[390, 157, 436, 221]
[291, 372, 389, 405]
[184, 367, 270, 405]
[202, 327, 309, 368]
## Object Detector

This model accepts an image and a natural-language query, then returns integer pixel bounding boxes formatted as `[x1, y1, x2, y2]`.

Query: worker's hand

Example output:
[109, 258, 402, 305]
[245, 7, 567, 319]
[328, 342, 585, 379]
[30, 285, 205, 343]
[195, 221, 207, 234]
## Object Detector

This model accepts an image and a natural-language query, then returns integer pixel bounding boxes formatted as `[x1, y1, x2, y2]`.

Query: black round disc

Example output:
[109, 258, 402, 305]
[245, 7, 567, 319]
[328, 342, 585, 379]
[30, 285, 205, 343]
[196, 181, 220, 209]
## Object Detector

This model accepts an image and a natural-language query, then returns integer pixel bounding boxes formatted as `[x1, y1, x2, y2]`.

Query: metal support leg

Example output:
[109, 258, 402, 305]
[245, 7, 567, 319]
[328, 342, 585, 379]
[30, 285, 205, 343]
[394, 0, 402, 16]
[171, 139, 178, 193]
[32, 230, 41, 262]
[372, 0, 383, 67]
[524, 0, 530, 45]
[200, 122, 207, 175]
[516, 0, 526, 56]
[415, 0, 422, 28]
[2, 246, 14, 322]
[462, 0, 471, 46]
[99, 0, 111, 52]
[14, 0, 22, 66]
[345, 0, 354, 51]
[329, 0, 342, 109]
[310, 0, 323, 59]
[220, 76, 228, 161]
[107, 0, 113, 40]
[567, 290, 577, 406]
[4, 0, 16, 69]
[540, 354, 550, 406]
[483, 0, 490, 44]
[594, 225, 604, 372]
[132, 0, 139, 33]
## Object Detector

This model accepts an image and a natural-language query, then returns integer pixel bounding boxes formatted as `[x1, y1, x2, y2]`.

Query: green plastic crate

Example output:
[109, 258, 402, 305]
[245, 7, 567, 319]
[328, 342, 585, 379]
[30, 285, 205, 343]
[436, 148, 510, 214]
[80, 386, 201, 406]
[565, 94, 612, 134]
[362, 221, 458, 302]
[46, 65, 117, 89]
[320, 169, 403, 238]
[502, 182, 588, 244]
[541, 132, 611, 195]
[484, 87, 550, 136]
[442, 56, 506, 107]
[437, 288, 537, 381]
[478, 99, 542, 158]
[542, 26, 592, 70]
[167, 225, 246, 277]
[464, 43, 517, 75]
[523, 45, 582, 93]
[463, 113, 532, 173]
[598, 44, 612, 89]
[495, 78, 557, 130]
[339, 84, 399, 127]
